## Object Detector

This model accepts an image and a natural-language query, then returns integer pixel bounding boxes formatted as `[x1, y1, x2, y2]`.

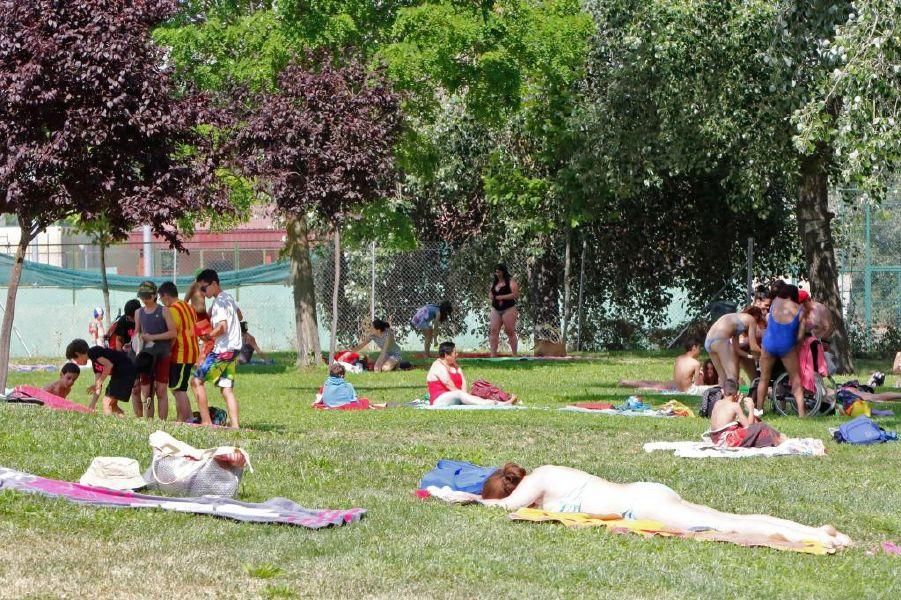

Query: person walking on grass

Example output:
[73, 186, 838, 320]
[158, 281, 198, 423]
[191, 269, 242, 428]
[133, 281, 176, 420]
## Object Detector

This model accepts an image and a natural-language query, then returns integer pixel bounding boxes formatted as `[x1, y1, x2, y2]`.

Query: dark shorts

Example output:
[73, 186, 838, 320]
[169, 363, 194, 392]
[140, 353, 171, 385]
[106, 366, 138, 402]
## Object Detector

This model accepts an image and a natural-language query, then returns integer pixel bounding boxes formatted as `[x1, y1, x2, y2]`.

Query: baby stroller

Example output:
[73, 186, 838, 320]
[750, 336, 837, 416]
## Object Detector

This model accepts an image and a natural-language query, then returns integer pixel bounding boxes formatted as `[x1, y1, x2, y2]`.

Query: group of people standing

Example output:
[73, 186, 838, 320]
[65, 269, 246, 428]
[704, 280, 824, 417]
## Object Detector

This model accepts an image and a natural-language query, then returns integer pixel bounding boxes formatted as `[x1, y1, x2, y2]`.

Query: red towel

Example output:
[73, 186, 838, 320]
[570, 402, 615, 410]
[312, 398, 375, 411]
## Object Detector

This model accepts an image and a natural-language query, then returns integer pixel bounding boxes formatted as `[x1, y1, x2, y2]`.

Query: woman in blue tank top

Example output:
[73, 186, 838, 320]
[756, 283, 808, 416]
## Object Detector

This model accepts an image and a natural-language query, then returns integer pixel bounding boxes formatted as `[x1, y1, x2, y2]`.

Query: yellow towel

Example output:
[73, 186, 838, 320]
[508, 508, 831, 555]
[658, 400, 695, 418]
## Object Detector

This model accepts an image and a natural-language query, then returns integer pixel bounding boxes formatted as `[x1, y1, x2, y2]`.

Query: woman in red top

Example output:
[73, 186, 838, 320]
[426, 342, 512, 406]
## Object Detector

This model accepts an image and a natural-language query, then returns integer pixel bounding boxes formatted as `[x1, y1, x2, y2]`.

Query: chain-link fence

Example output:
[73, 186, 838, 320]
[313, 241, 532, 352]
[6, 193, 894, 360]
[834, 190, 901, 356]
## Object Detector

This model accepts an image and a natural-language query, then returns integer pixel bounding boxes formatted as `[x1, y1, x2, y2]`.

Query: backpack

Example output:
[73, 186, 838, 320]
[834, 416, 898, 445]
[470, 379, 510, 402]
[419, 460, 496, 494]
[699, 386, 723, 418]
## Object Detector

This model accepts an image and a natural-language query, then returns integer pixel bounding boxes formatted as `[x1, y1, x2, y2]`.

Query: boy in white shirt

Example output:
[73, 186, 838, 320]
[191, 269, 243, 428]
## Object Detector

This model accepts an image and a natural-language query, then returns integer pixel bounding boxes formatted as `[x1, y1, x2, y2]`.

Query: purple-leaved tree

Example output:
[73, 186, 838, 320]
[221, 56, 402, 366]
[0, 0, 229, 389]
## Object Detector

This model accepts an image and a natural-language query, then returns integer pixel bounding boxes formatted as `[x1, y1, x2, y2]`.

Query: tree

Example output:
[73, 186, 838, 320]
[380, 0, 596, 336]
[218, 56, 402, 365]
[68, 217, 124, 329]
[0, 0, 230, 389]
[156, 1, 411, 367]
[576, 0, 898, 370]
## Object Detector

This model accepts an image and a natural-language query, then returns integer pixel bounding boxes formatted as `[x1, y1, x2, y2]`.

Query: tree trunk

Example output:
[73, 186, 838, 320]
[0, 228, 33, 391]
[527, 237, 562, 344]
[99, 238, 111, 328]
[329, 227, 341, 365]
[561, 228, 572, 347]
[797, 149, 854, 373]
[286, 216, 321, 368]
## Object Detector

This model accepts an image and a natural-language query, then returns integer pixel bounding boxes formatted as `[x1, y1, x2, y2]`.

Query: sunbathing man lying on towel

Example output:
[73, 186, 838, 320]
[708, 378, 785, 448]
[473, 463, 850, 550]
[618, 338, 711, 395]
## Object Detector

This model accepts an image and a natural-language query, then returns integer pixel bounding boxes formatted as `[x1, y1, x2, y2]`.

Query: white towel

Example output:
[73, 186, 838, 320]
[643, 438, 826, 458]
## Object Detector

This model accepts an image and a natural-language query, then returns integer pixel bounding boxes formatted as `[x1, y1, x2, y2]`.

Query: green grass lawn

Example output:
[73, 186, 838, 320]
[1, 353, 899, 599]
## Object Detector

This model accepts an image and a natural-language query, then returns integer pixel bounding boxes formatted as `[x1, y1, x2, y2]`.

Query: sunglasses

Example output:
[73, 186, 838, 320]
[200, 284, 209, 293]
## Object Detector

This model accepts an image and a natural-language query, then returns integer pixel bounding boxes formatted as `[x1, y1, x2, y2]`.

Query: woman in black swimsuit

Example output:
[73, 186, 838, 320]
[488, 263, 519, 357]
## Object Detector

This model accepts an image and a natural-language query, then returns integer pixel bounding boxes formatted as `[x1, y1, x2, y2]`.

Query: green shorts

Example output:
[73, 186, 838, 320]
[194, 351, 238, 389]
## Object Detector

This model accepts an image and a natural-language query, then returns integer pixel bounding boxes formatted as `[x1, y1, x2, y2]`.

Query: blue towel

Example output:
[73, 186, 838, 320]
[419, 460, 497, 494]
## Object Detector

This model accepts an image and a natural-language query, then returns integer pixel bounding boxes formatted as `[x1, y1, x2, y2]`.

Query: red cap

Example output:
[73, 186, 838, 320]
[798, 289, 810, 303]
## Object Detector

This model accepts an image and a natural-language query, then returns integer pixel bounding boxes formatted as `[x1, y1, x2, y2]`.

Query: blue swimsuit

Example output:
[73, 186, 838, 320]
[762, 311, 801, 358]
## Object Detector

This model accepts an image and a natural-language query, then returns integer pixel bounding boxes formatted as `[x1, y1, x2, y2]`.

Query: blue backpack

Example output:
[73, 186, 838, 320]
[419, 460, 496, 493]
[834, 416, 898, 445]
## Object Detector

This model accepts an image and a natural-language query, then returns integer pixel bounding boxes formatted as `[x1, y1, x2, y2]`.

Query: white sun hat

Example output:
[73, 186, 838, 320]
[79, 457, 147, 490]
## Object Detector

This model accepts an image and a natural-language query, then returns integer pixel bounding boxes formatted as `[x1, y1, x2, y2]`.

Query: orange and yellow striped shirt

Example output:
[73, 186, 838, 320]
[168, 300, 199, 364]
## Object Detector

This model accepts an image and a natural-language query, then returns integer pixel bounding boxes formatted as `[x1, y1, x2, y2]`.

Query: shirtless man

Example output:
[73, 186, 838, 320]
[43, 363, 80, 399]
[708, 378, 784, 447]
[619, 339, 707, 394]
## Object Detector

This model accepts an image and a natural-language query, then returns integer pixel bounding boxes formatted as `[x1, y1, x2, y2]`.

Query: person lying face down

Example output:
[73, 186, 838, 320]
[477, 463, 850, 550]
[44, 363, 81, 399]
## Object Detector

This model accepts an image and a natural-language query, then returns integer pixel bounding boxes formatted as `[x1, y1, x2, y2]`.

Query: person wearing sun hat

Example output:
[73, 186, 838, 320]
[79, 457, 147, 490]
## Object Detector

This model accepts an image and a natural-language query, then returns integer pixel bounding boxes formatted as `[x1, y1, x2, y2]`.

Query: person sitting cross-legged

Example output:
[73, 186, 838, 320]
[426, 341, 516, 406]
[708, 378, 785, 448]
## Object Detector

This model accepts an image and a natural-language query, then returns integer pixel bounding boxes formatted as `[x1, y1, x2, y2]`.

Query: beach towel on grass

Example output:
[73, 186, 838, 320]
[559, 402, 693, 418]
[643, 438, 826, 458]
[508, 508, 831, 555]
[419, 460, 497, 494]
[417, 404, 527, 410]
[9, 364, 57, 373]
[312, 398, 384, 411]
[0, 467, 365, 529]
[4, 385, 92, 413]
[420, 486, 830, 555]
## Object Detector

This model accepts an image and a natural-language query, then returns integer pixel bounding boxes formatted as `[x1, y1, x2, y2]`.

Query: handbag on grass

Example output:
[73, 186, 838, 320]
[143, 430, 252, 498]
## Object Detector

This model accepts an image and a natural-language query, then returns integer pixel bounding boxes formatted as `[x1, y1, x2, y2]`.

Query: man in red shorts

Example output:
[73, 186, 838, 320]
[134, 281, 176, 420]
[709, 379, 785, 447]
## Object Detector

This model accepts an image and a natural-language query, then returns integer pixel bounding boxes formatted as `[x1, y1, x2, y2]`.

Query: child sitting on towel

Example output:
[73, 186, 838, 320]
[319, 362, 358, 408]
[43, 363, 80, 399]
[708, 378, 785, 448]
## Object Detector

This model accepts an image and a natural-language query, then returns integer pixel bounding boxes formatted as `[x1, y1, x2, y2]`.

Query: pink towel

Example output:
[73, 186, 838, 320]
[798, 338, 828, 393]
[12, 385, 92, 413]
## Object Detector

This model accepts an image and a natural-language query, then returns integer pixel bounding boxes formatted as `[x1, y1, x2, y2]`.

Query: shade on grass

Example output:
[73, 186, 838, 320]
[0, 353, 898, 598]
